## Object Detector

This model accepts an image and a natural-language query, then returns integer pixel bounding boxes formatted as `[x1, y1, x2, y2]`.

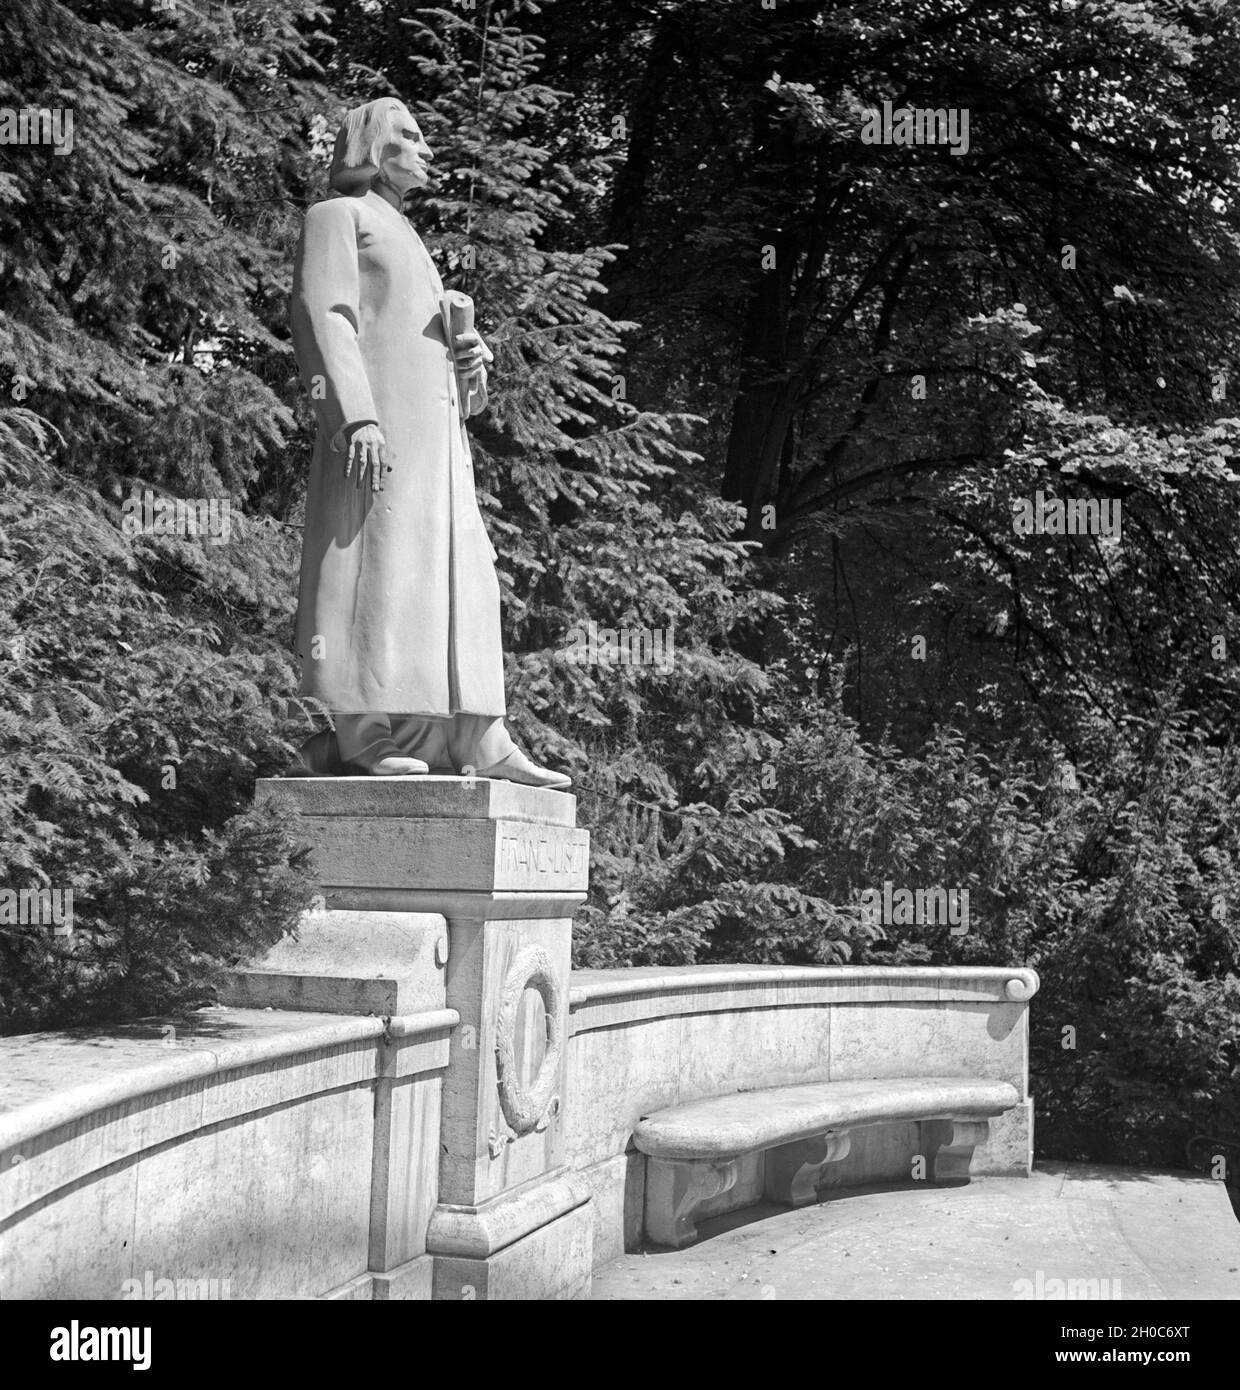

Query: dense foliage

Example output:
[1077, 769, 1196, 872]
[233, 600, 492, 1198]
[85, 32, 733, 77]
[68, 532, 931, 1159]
[0, 0, 1236, 1185]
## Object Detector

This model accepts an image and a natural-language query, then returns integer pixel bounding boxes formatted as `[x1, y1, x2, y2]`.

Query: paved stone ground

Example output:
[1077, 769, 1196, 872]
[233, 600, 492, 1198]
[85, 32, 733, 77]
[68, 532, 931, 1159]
[591, 1162, 1240, 1300]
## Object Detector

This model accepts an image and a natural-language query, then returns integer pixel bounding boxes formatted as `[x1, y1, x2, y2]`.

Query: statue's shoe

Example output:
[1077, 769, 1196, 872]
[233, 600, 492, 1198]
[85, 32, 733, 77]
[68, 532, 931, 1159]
[289, 729, 341, 777]
[367, 755, 430, 776]
[475, 749, 571, 789]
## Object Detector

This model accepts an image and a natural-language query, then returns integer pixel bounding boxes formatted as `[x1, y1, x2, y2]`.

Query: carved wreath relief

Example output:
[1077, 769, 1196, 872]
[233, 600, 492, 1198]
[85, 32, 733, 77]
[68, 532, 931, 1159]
[491, 944, 563, 1152]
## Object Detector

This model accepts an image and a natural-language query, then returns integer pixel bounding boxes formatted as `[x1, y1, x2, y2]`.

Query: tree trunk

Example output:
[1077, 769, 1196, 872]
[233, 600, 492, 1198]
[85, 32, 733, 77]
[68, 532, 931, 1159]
[721, 212, 801, 536]
[607, 20, 680, 247]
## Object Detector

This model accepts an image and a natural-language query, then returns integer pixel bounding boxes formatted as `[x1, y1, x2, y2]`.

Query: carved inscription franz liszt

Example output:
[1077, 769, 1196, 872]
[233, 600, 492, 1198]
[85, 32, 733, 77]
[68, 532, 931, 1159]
[497, 830, 585, 880]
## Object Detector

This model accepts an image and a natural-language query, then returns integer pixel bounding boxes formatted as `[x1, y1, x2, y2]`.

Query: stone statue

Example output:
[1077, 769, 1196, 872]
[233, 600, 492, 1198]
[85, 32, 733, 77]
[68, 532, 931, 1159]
[289, 97, 569, 788]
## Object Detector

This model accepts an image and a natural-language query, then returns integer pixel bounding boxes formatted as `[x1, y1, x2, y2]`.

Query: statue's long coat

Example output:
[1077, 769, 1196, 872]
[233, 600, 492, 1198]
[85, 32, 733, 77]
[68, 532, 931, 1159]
[290, 189, 504, 715]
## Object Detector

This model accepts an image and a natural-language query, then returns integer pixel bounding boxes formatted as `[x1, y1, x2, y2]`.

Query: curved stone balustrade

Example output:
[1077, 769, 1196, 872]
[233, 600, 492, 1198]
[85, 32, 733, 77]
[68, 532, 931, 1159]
[563, 963, 1038, 1267]
[0, 960, 1037, 1299]
[0, 780, 1041, 1300]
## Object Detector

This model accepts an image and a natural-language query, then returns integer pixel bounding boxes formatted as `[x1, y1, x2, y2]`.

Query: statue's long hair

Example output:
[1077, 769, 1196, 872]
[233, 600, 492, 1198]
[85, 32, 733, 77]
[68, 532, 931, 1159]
[328, 98, 411, 194]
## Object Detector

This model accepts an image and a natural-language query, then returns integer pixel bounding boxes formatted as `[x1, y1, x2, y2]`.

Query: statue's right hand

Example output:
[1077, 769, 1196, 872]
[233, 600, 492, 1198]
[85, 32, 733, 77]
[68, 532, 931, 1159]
[341, 423, 390, 492]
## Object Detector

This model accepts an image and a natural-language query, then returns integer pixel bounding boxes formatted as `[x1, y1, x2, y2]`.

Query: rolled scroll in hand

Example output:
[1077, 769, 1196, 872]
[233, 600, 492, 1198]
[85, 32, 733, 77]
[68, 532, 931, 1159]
[440, 290, 494, 417]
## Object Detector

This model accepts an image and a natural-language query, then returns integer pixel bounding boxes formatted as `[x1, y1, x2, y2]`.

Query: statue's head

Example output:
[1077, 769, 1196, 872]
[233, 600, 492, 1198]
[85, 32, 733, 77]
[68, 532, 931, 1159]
[328, 97, 433, 197]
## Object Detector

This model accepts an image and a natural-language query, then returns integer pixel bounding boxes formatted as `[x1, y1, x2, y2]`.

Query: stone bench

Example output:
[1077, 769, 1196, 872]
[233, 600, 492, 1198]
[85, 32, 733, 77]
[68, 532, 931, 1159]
[634, 1076, 1020, 1248]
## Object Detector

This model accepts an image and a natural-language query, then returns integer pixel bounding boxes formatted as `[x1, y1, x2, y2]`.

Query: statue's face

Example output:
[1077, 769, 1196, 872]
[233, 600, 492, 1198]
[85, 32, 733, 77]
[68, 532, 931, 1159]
[379, 107, 433, 195]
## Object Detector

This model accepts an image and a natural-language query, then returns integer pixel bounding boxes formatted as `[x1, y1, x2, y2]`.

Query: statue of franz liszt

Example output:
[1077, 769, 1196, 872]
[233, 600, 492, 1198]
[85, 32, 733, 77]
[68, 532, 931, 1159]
[290, 98, 568, 787]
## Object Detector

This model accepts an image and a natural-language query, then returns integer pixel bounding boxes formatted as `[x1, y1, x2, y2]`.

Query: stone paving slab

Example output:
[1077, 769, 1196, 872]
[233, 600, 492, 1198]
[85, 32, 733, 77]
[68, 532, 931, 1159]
[591, 1162, 1240, 1300]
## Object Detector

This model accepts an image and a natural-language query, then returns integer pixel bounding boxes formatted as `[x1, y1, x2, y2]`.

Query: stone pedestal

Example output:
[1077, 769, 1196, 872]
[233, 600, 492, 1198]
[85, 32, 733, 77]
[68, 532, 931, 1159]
[226, 776, 591, 1300]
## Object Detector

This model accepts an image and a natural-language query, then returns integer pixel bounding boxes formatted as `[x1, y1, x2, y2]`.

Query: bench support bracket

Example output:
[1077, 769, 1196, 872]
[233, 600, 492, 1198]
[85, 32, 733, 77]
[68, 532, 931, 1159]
[929, 1117, 991, 1184]
[644, 1156, 742, 1249]
[765, 1131, 852, 1207]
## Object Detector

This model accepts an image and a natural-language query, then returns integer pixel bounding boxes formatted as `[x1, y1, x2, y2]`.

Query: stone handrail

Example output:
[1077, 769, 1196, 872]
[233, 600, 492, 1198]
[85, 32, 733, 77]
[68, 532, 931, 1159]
[0, 1008, 457, 1161]
[570, 964, 1039, 1004]
[568, 965, 1040, 1030]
